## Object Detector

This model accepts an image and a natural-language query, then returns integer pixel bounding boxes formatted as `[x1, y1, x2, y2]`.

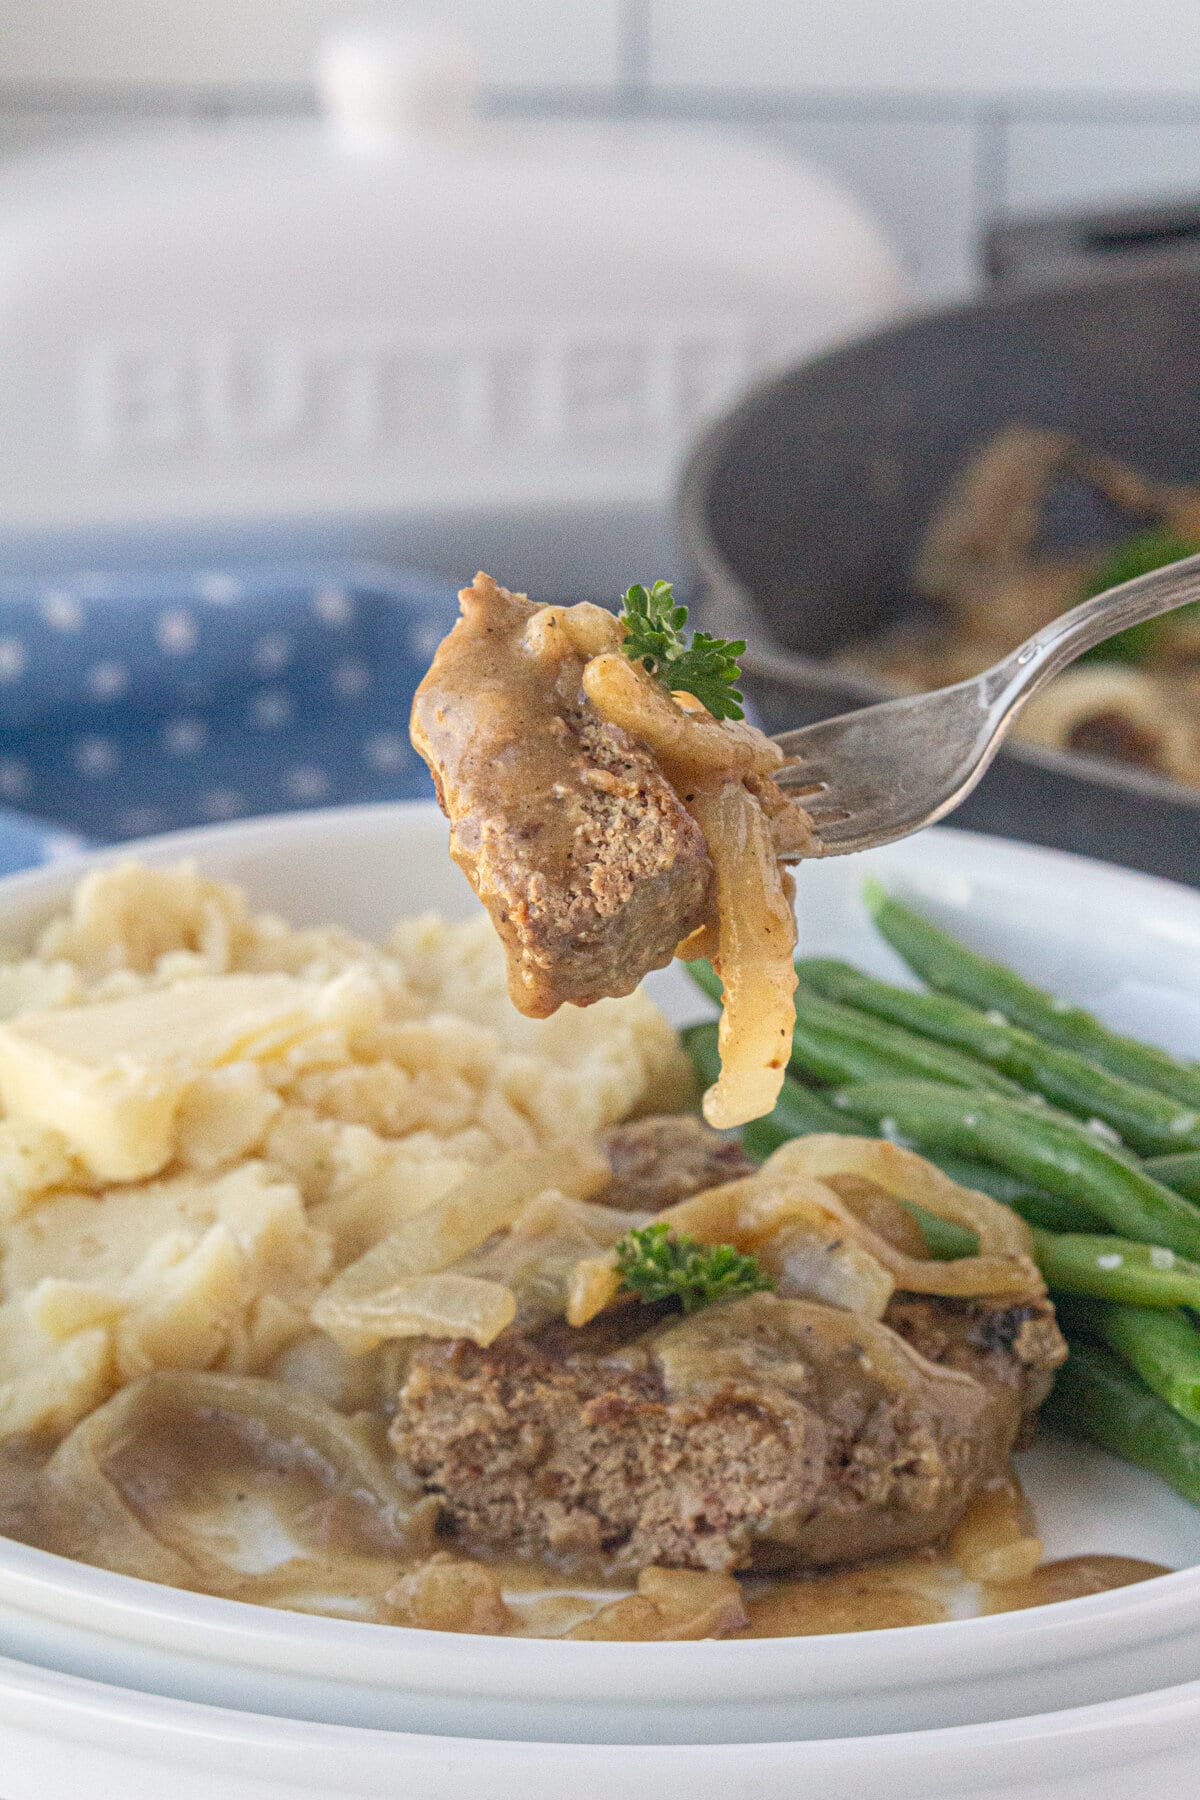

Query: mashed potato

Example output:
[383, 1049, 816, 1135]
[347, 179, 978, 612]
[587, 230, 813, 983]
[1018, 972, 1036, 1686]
[0, 862, 691, 1441]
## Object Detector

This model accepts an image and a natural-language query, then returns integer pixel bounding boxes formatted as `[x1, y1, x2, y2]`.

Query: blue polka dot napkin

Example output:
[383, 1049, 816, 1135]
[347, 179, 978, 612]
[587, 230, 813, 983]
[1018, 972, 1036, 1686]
[0, 560, 460, 873]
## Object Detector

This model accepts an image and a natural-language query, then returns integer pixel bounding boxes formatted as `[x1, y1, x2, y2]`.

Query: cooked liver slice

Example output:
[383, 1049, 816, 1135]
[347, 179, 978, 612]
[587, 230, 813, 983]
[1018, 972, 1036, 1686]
[390, 1291, 1065, 1575]
[597, 1115, 755, 1212]
[410, 575, 713, 1017]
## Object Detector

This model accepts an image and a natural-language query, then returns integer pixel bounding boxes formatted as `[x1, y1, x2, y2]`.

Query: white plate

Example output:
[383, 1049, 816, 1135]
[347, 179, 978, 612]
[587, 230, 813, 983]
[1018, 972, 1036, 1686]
[0, 802, 1199, 1750]
[6, 1649, 1200, 1800]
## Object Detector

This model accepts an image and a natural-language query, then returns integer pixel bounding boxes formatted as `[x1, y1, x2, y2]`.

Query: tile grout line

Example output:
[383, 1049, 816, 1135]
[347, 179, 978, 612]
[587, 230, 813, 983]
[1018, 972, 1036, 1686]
[616, 0, 653, 111]
[969, 102, 1009, 284]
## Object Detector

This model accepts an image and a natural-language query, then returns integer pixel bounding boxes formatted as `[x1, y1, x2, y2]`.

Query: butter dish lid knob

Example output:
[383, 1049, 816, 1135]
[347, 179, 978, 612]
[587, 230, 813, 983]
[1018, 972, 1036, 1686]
[315, 19, 482, 148]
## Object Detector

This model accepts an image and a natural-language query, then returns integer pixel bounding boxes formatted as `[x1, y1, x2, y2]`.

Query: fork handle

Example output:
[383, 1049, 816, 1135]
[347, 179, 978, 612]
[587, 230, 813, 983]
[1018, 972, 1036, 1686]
[987, 550, 1200, 715]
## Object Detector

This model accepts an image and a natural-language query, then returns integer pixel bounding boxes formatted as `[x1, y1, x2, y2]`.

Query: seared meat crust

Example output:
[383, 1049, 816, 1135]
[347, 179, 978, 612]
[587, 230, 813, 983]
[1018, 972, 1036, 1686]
[884, 1292, 1066, 1445]
[597, 1115, 754, 1213]
[391, 1291, 1064, 1575]
[410, 575, 713, 1016]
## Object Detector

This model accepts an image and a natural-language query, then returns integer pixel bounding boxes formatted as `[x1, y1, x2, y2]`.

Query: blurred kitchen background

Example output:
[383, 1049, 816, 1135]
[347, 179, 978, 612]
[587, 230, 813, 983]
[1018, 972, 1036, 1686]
[0, 0, 1199, 878]
[8, 0, 1200, 304]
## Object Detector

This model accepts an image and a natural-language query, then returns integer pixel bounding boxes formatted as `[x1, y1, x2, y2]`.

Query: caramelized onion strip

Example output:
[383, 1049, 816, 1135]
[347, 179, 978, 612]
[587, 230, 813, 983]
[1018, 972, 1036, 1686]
[566, 1135, 1042, 1327]
[686, 780, 798, 1130]
[522, 602, 623, 663]
[567, 1171, 898, 1328]
[313, 1141, 608, 1350]
[762, 1136, 1043, 1300]
[40, 1371, 429, 1588]
[582, 652, 783, 779]
[314, 1272, 517, 1355]
[567, 1568, 747, 1640]
[660, 1165, 1025, 1302]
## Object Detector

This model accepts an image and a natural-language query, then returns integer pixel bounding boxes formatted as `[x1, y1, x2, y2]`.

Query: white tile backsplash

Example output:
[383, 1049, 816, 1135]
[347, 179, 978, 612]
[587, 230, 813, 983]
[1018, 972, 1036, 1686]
[0, 106, 184, 161]
[7, 0, 1200, 302]
[648, 0, 1200, 98]
[0, 0, 624, 90]
[773, 114, 981, 300]
[1003, 114, 1200, 215]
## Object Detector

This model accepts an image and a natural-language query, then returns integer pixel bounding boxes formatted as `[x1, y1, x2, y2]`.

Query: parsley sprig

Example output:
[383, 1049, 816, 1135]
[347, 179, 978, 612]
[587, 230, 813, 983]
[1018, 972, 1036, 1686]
[618, 580, 746, 721]
[614, 1221, 772, 1315]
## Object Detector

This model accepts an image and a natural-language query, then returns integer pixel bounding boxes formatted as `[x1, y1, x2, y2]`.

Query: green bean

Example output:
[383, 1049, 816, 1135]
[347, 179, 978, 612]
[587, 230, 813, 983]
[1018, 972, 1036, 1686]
[679, 1019, 722, 1089]
[932, 1154, 1051, 1205]
[1062, 1300, 1200, 1430]
[893, 1205, 1200, 1309]
[684, 958, 724, 1006]
[903, 1179, 1101, 1238]
[926, 1153, 1102, 1231]
[740, 1082, 855, 1160]
[833, 1079, 1200, 1260]
[687, 1009, 1104, 1227]
[1043, 1341, 1200, 1506]
[686, 959, 1020, 1095]
[1031, 1231, 1200, 1307]
[789, 989, 1024, 1093]
[863, 881, 1200, 1112]
[925, 1155, 1099, 1230]
[905, 1204, 976, 1260]
[1009, 1192, 1105, 1234]
[797, 956, 1200, 1157]
[1148, 1151, 1200, 1204]
[679, 1024, 851, 1160]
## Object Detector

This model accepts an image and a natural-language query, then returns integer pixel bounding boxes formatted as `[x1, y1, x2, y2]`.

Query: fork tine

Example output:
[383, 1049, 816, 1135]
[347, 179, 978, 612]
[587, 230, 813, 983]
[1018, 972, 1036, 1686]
[807, 812, 868, 853]
[776, 762, 831, 790]
[769, 550, 1200, 856]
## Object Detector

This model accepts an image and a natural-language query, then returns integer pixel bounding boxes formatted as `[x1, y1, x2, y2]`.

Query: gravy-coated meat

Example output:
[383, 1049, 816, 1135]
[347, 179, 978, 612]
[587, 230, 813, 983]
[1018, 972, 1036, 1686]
[597, 1115, 754, 1213]
[391, 1291, 1065, 1575]
[885, 1292, 1066, 1445]
[411, 574, 713, 1016]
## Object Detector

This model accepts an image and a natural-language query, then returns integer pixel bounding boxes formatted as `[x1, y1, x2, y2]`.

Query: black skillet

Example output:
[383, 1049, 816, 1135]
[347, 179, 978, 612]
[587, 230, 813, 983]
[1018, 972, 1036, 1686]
[677, 261, 1200, 886]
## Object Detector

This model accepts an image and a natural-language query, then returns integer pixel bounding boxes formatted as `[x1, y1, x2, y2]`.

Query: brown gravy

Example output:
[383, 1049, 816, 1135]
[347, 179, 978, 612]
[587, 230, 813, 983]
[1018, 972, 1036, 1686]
[736, 1480, 1166, 1637]
[981, 1556, 1170, 1615]
[0, 1420, 1172, 1640]
[740, 1556, 952, 1636]
[737, 1550, 1168, 1639]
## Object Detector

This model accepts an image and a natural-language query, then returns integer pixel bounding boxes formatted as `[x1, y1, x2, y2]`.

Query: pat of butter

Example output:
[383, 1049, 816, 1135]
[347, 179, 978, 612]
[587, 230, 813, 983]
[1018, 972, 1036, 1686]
[0, 974, 362, 1182]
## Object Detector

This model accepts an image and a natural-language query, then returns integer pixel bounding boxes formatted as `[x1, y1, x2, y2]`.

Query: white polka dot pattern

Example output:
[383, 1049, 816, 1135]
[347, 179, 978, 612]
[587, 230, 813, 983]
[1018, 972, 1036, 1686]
[74, 737, 119, 779]
[0, 760, 31, 802]
[156, 610, 199, 655]
[251, 688, 293, 729]
[312, 586, 354, 626]
[87, 661, 129, 701]
[194, 572, 242, 605]
[251, 632, 293, 676]
[200, 789, 244, 820]
[332, 658, 370, 698]
[41, 591, 84, 632]
[364, 732, 409, 774]
[164, 718, 208, 755]
[283, 765, 331, 803]
[0, 560, 460, 873]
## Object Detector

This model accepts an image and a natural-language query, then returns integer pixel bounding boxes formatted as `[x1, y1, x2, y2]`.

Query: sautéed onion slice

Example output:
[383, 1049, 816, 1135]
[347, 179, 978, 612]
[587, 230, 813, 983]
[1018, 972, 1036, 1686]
[37, 1371, 434, 1591]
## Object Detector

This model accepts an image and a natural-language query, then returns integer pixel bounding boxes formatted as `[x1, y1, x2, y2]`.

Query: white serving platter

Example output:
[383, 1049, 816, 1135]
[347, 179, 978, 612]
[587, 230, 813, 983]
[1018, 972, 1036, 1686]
[0, 801, 1197, 1757]
[5, 1647, 1200, 1799]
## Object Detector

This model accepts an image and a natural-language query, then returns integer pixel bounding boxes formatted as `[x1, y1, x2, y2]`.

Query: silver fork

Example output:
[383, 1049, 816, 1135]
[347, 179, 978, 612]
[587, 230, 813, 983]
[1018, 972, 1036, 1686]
[772, 552, 1200, 856]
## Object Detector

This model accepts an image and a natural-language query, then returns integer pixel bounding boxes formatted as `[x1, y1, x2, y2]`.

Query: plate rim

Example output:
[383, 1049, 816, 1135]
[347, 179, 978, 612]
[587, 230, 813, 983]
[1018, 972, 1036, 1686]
[0, 799, 1197, 1700]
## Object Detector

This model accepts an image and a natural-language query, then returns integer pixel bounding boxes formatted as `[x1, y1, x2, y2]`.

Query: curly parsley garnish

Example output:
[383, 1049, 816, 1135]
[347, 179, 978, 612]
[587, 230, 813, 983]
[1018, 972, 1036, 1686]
[614, 1221, 772, 1315]
[618, 580, 746, 721]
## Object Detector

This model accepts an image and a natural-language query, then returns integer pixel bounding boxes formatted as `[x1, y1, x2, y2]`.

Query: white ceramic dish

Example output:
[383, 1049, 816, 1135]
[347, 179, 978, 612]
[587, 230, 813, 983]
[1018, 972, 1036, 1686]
[6, 1648, 1200, 1800]
[0, 802, 1199, 1750]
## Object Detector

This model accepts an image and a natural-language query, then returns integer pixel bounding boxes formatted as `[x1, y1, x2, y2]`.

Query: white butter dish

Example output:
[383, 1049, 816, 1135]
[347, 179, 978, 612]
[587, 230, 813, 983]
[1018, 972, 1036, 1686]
[0, 26, 907, 597]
